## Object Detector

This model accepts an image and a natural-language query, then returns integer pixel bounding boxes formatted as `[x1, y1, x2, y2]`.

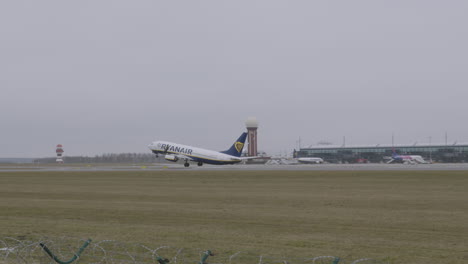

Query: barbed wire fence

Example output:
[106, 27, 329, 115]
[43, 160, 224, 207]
[0, 237, 383, 264]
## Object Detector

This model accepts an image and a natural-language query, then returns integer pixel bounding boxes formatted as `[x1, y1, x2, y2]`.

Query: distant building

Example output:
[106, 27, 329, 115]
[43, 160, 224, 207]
[295, 144, 468, 163]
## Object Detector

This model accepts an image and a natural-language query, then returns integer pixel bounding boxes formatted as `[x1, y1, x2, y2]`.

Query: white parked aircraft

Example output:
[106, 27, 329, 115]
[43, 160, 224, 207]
[148, 132, 250, 167]
[297, 157, 324, 164]
[387, 151, 427, 164]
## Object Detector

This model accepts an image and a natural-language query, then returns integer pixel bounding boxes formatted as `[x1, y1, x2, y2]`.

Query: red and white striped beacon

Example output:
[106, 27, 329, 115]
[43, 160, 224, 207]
[56, 144, 64, 163]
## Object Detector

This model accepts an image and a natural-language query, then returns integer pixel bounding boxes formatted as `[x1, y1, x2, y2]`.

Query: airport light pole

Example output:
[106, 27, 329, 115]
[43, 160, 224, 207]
[429, 136, 432, 163]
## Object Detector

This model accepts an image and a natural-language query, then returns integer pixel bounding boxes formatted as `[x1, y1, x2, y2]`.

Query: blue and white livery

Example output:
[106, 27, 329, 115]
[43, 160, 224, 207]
[387, 150, 427, 164]
[148, 132, 249, 167]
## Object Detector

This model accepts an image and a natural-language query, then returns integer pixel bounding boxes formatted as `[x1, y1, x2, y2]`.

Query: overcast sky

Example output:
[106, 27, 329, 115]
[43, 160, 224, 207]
[1, 1, 467, 158]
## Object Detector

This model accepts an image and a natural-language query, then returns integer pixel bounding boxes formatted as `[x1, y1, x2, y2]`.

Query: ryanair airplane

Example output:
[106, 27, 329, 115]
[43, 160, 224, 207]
[148, 132, 250, 167]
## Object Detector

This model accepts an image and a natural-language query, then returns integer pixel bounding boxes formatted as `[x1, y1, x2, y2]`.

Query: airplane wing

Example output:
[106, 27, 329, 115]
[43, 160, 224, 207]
[239, 156, 260, 160]
[414, 157, 427, 164]
[174, 154, 194, 161]
[164, 153, 194, 162]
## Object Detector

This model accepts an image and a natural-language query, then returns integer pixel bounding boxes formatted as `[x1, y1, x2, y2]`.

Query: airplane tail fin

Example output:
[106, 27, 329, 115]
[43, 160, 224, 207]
[220, 132, 248, 157]
[391, 147, 398, 158]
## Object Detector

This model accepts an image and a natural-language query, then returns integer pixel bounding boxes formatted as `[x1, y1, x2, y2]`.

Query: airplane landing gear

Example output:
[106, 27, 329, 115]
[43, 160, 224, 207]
[197, 162, 203, 166]
[184, 162, 190, 167]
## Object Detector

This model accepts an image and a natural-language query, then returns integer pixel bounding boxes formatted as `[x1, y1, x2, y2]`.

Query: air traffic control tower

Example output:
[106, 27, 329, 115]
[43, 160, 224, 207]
[245, 117, 258, 156]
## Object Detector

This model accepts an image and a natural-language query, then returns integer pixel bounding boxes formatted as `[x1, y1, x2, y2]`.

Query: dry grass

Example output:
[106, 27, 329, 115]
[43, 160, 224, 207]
[1, 170, 467, 263]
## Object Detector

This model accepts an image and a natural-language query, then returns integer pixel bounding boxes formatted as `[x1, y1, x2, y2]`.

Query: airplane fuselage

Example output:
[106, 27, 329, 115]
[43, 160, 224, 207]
[391, 154, 426, 164]
[148, 141, 242, 165]
[297, 157, 324, 164]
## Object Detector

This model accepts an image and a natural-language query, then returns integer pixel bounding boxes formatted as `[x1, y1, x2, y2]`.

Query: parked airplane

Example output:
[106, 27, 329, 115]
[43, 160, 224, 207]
[387, 151, 427, 164]
[297, 157, 324, 164]
[148, 132, 250, 167]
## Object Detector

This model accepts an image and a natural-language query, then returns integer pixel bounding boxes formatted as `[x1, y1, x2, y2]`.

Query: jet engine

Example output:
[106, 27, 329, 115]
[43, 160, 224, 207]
[165, 154, 179, 162]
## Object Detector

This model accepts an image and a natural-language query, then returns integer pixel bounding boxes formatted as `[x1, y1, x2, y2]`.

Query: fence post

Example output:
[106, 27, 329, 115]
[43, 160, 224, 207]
[332, 257, 341, 264]
[156, 256, 170, 264]
[199, 250, 214, 264]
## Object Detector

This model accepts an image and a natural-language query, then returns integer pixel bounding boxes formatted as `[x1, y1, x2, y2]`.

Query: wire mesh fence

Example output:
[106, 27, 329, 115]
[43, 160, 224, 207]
[0, 237, 383, 264]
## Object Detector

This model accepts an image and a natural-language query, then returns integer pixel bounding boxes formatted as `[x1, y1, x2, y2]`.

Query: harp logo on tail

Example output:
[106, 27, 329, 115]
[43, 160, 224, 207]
[234, 142, 244, 153]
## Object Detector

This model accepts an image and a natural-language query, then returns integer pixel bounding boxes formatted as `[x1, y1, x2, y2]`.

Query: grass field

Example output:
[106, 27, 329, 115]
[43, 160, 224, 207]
[0, 170, 467, 263]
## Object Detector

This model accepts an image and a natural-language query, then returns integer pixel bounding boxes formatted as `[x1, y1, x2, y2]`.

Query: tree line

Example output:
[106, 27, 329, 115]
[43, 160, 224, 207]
[33, 153, 157, 164]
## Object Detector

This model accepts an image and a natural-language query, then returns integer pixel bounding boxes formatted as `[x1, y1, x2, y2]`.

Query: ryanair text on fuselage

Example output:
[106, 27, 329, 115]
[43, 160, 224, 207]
[160, 144, 193, 155]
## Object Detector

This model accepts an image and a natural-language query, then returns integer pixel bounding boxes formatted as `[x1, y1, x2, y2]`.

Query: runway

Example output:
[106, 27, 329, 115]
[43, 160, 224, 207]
[2, 163, 468, 172]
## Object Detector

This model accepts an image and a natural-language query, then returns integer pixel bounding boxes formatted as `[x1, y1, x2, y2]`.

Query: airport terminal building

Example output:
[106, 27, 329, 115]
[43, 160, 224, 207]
[295, 144, 468, 163]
